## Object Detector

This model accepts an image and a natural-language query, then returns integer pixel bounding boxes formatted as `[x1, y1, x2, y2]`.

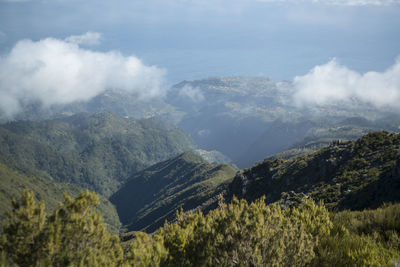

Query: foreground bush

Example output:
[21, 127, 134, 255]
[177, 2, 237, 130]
[311, 203, 400, 266]
[0, 189, 123, 266]
[127, 197, 332, 266]
[1, 190, 399, 266]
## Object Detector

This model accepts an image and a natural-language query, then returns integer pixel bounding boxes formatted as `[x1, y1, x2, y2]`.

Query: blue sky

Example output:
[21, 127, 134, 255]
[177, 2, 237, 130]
[0, 0, 399, 84]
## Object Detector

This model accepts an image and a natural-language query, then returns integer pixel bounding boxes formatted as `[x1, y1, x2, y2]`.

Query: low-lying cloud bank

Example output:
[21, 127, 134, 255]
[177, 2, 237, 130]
[0, 33, 166, 118]
[178, 85, 205, 102]
[293, 58, 400, 111]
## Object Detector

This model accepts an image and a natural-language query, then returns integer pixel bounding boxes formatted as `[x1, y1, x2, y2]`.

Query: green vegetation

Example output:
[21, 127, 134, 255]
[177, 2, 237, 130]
[111, 152, 237, 232]
[1, 190, 123, 266]
[313, 203, 400, 266]
[0, 162, 121, 234]
[3, 190, 399, 266]
[1, 121, 400, 266]
[0, 112, 194, 196]
[230, 131, 400, 211]
[0, 112, 195, 233]
[127, 197, 331, 266]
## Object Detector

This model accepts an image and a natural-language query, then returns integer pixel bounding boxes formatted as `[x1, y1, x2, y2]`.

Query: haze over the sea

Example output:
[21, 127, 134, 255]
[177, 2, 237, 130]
[0, 0, 399, 84]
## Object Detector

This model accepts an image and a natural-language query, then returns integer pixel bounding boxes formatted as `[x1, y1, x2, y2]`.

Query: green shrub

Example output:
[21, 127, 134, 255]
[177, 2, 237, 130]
[0, 190, 123, 266]
[127, 197, 332, 266]
[313, 230, 399, 266]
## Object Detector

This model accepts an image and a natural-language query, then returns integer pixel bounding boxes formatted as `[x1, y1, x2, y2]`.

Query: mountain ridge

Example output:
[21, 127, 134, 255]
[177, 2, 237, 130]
[228, 131, 400, 211]
[0, 112, 194, 196]
[111, 151, 237, 232]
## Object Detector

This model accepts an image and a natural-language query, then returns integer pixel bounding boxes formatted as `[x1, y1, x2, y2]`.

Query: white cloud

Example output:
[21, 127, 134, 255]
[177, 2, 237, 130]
[0, 34, 166, 118]
[178, 85, 205, 102]
[65, 32, 102, 46]
[293, 58, 400, 110]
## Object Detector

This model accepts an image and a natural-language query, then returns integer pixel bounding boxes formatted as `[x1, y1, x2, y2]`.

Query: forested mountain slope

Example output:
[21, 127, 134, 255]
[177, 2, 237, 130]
[229, 131, 400, 211]
[0, 162, 121, 233]
[0, 112, 194, 196]
[111, 152, 236, 232]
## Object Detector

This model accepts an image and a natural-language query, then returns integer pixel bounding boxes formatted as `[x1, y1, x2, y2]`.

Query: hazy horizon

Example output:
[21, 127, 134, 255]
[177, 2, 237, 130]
[1, 0, 400, 117]
[1, 0, 399, 81]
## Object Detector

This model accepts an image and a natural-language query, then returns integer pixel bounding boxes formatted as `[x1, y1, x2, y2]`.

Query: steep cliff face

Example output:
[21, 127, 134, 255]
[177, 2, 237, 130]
[228, 132, 400, 210]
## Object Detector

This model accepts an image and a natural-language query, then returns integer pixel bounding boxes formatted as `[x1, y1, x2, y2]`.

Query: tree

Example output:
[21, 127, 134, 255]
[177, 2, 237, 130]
[0, 189, 46, 266]
[1, 190, 123, 266]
